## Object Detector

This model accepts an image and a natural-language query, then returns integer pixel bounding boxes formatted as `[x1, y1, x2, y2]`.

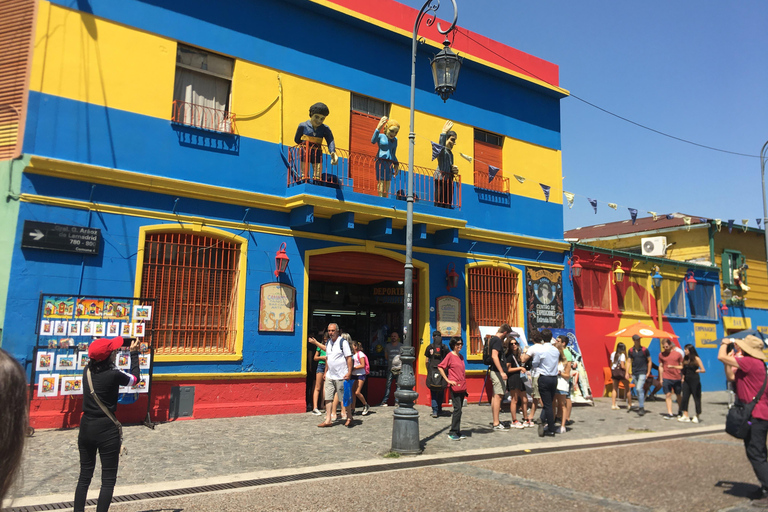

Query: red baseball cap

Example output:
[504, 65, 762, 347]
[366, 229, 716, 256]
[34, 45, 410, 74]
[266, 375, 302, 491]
[88, 336, 123, 362]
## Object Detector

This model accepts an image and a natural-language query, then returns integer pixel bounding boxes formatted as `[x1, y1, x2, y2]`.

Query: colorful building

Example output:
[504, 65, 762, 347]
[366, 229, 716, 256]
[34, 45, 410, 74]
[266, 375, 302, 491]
[566, 214, 768, 394]
[1, 0, 570, 428]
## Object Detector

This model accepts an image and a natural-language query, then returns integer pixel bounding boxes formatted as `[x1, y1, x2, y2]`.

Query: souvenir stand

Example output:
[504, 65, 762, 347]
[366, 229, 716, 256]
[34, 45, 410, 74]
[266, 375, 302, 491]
[31, 294, 158, 429]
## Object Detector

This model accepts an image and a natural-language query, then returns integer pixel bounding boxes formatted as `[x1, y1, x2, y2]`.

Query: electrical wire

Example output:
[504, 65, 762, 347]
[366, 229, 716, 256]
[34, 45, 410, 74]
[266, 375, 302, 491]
[457, 28, 761, 159]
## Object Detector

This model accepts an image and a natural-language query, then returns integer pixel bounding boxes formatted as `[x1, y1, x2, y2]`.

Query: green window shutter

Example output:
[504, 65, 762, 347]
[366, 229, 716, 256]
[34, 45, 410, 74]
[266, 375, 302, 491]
[722, 250, 733, 287]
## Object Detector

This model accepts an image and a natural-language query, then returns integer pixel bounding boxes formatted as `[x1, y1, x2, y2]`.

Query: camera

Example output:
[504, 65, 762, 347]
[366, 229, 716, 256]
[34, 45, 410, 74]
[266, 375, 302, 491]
[121, 337, 137, 348]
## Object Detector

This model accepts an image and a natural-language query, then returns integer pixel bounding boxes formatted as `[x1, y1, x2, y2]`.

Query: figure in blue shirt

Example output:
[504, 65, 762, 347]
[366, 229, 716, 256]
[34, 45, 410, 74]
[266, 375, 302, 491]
[434, 120, 458, 208]
[294, 102, 338, 181]
[371, 116, 400, 197]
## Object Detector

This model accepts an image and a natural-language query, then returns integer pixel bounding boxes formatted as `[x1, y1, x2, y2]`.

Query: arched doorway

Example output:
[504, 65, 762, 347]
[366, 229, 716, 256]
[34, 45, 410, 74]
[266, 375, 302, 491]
[305, 251, 419, 410]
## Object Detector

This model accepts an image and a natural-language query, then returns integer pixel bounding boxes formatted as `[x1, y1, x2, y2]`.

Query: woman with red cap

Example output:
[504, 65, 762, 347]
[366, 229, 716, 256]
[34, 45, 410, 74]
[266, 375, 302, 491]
[74, 336, 139, 512]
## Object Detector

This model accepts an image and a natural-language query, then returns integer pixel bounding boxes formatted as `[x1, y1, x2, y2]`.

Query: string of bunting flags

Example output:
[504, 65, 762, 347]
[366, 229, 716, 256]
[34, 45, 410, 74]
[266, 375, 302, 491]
[421, 133, 553, 202]
[562, 189, 763, 232]
[417, 133, 762, 227]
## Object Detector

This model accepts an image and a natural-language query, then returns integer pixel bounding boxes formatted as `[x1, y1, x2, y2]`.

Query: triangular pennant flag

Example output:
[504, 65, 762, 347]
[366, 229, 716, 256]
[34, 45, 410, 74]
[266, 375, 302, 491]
[715, 219, 722, 231]
[727, 219, 734, 233]
[460, 152, 472, 163]
[540, 184, 551, 202]
[666, 214, 674, 220]
[588, 198, 597, 214]
[758, 218, 763, 228]
[628, 208, 638, 224]
[648, 211, 658, 221]
[488, 165, 500, 182]
[608, 203, 617, 210]
[742, 219, 749, 232]
[699, 218, 707, 223]
[431, 141, 444, 160]
[514, 175, 526, 184]
[683, 216, 691, 231]
[564, 191, 575, 209]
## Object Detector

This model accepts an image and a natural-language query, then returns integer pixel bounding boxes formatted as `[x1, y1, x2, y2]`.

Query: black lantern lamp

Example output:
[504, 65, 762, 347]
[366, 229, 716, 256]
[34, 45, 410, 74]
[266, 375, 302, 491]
[430, 39, 462, 102]
[685, 270, 697, 292]
[274, 242, 290, 277]
[446, 263, 460, 291]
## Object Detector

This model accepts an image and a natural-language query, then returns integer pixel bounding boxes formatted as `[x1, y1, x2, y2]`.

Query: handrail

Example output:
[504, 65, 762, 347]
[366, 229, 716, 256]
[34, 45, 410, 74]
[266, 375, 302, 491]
[473, 168, 510, 194]
[286, 142, 461, 209]
[171, 100, 237, 134]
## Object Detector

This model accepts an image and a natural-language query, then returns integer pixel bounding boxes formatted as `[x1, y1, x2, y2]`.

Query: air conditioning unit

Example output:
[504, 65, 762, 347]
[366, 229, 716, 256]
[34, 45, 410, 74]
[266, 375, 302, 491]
[641, 236, 667, 257]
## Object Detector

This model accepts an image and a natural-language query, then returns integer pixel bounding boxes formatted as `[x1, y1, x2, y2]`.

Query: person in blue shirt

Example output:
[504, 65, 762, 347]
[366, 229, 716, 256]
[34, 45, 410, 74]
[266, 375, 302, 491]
[371, 116, 400, 197]
[434, 120, 458, 208]
[294, 102, 338, 181]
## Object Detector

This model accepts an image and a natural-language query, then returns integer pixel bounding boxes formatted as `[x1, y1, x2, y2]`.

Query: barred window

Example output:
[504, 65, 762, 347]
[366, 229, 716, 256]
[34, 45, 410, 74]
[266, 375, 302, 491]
[140, 231, 241, 354]
[468, 266, 519, 357]
[573, 268, 610, 310]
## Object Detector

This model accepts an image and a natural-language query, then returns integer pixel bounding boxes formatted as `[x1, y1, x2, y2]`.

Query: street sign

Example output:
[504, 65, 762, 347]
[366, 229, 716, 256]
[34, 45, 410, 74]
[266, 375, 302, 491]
[21, 220, 101, 255]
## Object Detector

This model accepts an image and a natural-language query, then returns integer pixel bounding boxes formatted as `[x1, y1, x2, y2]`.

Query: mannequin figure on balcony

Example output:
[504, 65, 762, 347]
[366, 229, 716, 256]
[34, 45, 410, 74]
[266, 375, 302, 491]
[294, 102, 338, 182]
[434, 120, 458, 208]
[371, 116, 399, 197]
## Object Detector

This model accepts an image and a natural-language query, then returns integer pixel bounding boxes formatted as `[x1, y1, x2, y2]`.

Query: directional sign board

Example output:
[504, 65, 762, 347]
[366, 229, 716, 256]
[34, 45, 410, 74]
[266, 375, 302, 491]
[21, 221, 101, 255]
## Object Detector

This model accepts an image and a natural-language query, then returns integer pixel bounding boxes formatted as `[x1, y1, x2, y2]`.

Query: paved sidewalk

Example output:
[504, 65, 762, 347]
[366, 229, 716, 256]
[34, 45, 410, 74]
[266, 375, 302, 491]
[8, 391, 730, 507]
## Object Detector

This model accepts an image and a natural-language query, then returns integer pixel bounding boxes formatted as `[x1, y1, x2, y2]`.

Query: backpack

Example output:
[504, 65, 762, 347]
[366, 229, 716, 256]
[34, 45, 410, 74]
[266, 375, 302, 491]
[361, 352, 370, 374]
[482, 337, 495, 366]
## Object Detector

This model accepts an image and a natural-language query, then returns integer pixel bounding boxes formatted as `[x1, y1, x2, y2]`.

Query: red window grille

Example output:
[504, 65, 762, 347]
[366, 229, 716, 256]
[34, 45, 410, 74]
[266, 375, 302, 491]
[573, 267, 610, 310]
[468, 266, 519, 356]
[140, 232, 241, 354]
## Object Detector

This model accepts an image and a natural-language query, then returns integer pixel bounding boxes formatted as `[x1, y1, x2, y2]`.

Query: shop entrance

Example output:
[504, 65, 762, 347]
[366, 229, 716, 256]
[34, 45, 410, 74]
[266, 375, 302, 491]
[305, 252, 418, 411]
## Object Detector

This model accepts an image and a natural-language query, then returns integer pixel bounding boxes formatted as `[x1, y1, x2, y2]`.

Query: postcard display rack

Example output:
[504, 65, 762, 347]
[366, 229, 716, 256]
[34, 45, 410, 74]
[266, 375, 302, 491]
[32, 294, 158, 428]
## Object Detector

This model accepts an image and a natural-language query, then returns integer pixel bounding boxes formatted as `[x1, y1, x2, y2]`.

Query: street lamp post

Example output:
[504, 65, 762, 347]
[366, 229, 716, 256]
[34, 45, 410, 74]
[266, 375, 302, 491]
[392, 0, 460, 455]
[761, 141, 768, 285]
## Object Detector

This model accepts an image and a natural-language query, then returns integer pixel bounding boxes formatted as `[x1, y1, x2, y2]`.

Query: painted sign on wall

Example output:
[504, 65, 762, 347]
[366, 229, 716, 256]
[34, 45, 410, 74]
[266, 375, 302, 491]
[694, 322, 718, 349]
[258, 283, 296, 332]
[526, 267, 564, 330]
[436, 296, 461, 337]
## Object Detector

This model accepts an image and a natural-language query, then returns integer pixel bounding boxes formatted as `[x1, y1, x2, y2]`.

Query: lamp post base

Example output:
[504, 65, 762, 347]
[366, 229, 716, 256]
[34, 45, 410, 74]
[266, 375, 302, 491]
[391, 346, 421, 455]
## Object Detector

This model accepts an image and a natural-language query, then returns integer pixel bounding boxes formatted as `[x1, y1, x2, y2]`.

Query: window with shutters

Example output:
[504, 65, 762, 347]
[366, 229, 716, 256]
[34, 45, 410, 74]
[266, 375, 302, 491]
[473, 129, 508, 193]
[0, 0, 36, 160]
[467, 266, 519, 357]
[349, 94, 391, 195]
[660, 278, 686, 318]
[138, 227, 245, 359]
[171, 44, 236, 133]
[573, 267, 610, 310]
[722, 249, 746, 290]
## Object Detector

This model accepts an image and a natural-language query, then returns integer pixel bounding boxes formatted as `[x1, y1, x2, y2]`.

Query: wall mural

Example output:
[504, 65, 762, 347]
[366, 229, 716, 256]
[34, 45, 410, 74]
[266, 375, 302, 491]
[526, 267, 564, 330]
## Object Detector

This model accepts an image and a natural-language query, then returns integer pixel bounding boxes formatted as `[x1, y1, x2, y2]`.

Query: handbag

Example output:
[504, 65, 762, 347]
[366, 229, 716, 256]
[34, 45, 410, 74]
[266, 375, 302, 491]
[726, 370, 768, 439]
[611, 364, 625, 380]
[342, 379, 353, 408]
[86, 369, 127, 456]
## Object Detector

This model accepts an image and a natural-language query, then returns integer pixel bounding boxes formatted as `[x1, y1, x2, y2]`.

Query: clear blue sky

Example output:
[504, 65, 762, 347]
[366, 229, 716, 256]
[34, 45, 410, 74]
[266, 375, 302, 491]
[397, 0, 768, 232]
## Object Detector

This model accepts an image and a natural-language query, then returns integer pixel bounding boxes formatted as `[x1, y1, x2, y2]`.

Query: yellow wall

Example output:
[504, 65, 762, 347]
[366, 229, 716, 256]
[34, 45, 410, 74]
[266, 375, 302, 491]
[505, 138, 562, 204]
[584, 229, 710, 264]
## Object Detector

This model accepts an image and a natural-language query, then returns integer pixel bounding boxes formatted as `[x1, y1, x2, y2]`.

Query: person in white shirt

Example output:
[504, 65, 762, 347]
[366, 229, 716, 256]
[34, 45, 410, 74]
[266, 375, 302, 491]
[522, 329, 560, 437]
[318, 323, 353, 428]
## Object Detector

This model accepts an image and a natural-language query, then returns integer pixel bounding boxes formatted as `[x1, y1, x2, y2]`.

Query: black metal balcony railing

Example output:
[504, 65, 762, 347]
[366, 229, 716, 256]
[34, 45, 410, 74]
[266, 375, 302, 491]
[287, 142, 462, 209]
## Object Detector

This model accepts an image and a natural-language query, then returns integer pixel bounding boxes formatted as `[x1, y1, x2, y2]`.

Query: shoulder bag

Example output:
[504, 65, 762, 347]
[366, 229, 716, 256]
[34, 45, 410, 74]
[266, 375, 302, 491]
[86, 368, 127, 455]
[726, 368, 768, 439]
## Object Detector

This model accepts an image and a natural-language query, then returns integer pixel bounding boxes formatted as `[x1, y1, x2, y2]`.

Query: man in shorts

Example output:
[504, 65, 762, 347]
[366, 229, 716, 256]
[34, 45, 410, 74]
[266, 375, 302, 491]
[659, 338, 683, 419]
[489, 323, 512, 430]
[317, 323, 353, 428]
[524, 330, 545, 422]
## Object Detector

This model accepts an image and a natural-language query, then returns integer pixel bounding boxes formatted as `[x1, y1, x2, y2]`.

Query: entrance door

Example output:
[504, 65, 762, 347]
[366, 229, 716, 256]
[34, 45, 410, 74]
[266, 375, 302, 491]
[307, 252, 419, 409]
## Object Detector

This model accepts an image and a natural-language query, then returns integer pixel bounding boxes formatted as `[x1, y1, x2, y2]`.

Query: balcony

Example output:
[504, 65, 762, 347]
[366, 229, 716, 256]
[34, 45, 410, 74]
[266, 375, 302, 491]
[473, 167, 509, 194]
[171, 100, 237, 134]
[286, 142, 462, 209]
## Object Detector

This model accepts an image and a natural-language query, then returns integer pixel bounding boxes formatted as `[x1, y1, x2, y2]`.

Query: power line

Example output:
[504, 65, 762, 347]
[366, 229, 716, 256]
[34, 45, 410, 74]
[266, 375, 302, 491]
[457, 28, 761, 159]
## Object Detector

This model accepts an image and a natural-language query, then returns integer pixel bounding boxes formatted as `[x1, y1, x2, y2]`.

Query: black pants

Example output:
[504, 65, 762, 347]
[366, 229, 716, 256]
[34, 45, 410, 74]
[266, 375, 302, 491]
[745, 417, 768, 491]
[681, 376, 702, 416]
[449, 390, 466, 436]
[75, 416, 121, 512]
[538, 375, 558, 433]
